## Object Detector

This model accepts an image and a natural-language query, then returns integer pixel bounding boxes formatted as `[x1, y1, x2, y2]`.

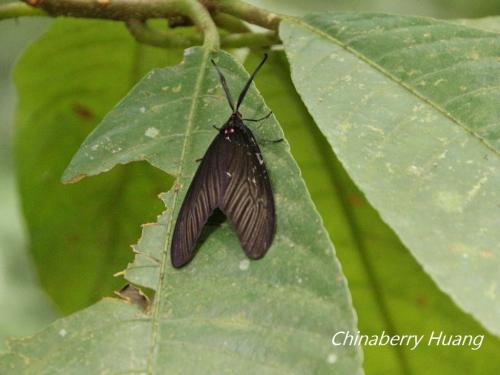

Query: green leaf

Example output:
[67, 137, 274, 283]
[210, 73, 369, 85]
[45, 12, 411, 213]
[253, 51, 500, 375]
[280, 13, 500, 336]
[0, 171, 56, 352]
[0, 18, 56, 350]
[453, 16, 500, 33]
[13, 19, 177, 313]
[1, 48, 362, 373]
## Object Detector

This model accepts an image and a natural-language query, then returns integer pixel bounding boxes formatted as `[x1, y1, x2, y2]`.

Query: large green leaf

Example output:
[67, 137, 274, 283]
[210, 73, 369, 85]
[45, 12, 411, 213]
[254, 51, 500, 375]
[1, 48, 362, 373]
[248, 0, 500, 19]
[0, 17, 56, 350]
[0, 172, 56, 352]
[281, 13, 500, 336]
[453, 17, 500, 33]
[14, 19, 177, 313]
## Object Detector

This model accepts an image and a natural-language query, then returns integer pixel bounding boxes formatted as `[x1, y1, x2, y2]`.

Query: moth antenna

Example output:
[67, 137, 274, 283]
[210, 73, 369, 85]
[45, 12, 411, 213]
[236, 54, 268, 111]
[211, 59, 235, 112]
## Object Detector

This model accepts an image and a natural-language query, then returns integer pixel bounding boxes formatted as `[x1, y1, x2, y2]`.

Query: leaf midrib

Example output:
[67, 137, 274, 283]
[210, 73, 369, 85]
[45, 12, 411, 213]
[145, 48, 211, 374]
[284, 16, 499, 157]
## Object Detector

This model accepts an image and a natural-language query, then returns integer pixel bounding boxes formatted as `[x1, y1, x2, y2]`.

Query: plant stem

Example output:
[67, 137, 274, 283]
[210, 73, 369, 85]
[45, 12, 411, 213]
[18, 0, 187, 20]
[215, 0, 281, 30]
[127, 19, 278, 49]
[212, 12, 249, 33]
[126, 19, 201, 48]
[221, 30, 278, 48]
[1, 0, 283, 49]
[17, 0, 221, 49]
[6, 0, 282, 30]
[0, 2, 46, 20]
[180, 0, 219, 49]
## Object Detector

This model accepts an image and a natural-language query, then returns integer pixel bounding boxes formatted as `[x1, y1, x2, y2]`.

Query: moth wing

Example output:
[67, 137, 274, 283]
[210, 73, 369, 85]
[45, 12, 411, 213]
[220, 127, 276, 259]
[170, 135, 227, 268]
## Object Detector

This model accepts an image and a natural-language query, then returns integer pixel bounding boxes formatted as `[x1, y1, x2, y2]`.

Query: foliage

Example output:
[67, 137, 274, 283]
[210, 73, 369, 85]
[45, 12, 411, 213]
[281, 12, 500, 336]
[252, 51, 500, 375]
[13, 20, 174, 313]
[0, 1, 499, 373]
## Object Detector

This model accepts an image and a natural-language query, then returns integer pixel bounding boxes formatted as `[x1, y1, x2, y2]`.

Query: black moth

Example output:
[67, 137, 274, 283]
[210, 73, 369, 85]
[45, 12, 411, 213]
[171, 54, 277, 268]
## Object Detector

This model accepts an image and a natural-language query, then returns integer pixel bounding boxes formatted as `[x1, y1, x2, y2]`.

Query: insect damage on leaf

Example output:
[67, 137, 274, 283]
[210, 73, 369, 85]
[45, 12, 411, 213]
[115, 284, 151, 312]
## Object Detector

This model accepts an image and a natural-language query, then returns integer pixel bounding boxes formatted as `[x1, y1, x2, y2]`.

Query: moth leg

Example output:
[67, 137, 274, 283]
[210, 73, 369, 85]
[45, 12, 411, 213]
[212, 125, 221, 131]
[195, 157, 203, 162]
[243, 111, 272, 122]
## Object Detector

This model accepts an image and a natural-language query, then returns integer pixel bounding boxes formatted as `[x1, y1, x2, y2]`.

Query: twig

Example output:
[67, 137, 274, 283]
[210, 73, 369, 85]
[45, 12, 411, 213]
[126, 19, 278, 49]
[213, 12, 249, 33]
[1, 0, 283, 49]
[215, 0, 281, 30]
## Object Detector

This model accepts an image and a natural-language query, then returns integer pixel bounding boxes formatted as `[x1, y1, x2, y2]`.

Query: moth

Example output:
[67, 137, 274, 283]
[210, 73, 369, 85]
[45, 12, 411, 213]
[171, 54, 278, 268]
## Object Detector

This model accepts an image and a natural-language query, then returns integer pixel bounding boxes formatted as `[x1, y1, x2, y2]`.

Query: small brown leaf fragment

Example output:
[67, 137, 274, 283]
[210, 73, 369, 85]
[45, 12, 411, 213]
[115, 284, 151, 312]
